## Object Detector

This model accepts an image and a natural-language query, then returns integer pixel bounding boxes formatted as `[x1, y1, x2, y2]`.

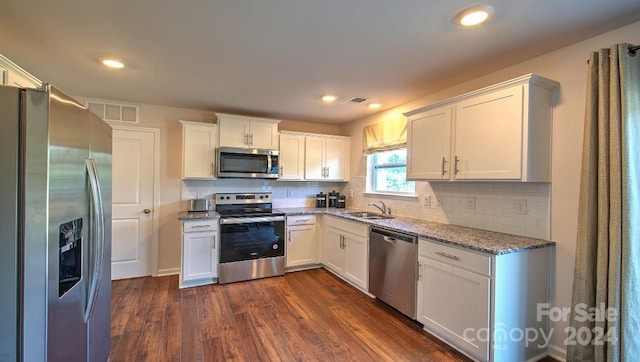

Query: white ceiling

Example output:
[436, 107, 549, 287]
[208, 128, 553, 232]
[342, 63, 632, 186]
[1, 1, 640, 124]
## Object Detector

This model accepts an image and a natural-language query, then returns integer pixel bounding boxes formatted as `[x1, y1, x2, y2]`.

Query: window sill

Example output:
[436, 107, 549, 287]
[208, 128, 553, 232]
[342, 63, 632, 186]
[363, 191, 418, 200]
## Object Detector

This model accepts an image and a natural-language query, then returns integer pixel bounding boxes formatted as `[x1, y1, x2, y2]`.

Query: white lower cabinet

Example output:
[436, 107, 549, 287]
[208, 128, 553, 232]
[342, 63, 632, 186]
[417, 238, 550, 361]
[180, 219, 218, 288]
[323, 216, 368, 291]
[285, 215, 317, 268]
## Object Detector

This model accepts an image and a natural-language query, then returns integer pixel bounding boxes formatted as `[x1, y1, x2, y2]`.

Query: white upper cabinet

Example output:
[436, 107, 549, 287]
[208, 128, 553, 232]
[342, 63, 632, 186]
[216, 113, 279, 149]
[407, 105, 452, 180]
[406, 74, 558, 182]
[180, 120, 218, 179]
[304, 135, 350, 181]
[278, 132, 305, 180]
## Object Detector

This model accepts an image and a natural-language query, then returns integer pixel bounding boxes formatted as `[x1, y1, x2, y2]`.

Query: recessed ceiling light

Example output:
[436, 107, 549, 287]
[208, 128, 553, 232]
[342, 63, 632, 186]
[321, 95, 337, 103]
[100, 58, 125, 69]
[368, 103, 382, 109]
[455, 5, 494, 27]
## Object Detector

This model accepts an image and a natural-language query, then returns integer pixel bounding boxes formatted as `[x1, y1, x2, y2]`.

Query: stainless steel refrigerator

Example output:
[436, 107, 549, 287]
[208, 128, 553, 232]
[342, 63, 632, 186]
[0, 84, 112, 361]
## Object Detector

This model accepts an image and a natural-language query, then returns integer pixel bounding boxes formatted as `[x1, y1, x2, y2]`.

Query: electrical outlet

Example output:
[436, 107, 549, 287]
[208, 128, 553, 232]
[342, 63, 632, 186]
[514, 199, 528, 214]
[424, 195, 431, 207]
[466, 197, 476, 210]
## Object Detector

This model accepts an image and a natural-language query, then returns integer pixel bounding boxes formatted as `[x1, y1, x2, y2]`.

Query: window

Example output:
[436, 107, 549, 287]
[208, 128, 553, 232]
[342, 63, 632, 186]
[368, 148, 415, 194]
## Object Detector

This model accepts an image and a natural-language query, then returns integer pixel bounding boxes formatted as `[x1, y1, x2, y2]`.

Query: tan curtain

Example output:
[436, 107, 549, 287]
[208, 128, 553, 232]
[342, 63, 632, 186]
[568, 43, 640, 362]
[362, 116, 407, 154]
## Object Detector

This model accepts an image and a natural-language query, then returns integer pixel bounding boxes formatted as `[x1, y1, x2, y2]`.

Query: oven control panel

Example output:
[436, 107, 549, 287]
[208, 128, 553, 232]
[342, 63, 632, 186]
[215, 192, 271, 204]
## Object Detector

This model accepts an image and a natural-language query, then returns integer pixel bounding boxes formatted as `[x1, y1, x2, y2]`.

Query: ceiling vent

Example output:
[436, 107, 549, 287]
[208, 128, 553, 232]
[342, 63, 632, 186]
[343, 96, 369, 105]
[86, 100, 139, 123]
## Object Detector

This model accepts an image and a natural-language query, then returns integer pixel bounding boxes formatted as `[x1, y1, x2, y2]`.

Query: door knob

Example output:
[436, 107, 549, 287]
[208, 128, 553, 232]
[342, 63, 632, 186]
[143, 209, 151, 214]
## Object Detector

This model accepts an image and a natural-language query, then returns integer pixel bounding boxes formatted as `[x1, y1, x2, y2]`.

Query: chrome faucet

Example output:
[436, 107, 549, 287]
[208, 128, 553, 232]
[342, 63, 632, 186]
[368, 201, 387, 215]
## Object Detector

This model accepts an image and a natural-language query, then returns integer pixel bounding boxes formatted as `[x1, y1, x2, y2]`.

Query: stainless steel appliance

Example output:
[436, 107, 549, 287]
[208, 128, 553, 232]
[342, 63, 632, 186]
[188, 198, 213, 212]
[216, 192, 285, 283]
[216, 147, 279, 179]
[369, 227, 418, 318]
[0, 84, 112, 361]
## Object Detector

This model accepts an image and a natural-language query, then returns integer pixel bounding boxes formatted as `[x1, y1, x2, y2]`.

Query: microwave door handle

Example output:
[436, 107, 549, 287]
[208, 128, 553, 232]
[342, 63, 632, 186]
[268, 155, 272, 173]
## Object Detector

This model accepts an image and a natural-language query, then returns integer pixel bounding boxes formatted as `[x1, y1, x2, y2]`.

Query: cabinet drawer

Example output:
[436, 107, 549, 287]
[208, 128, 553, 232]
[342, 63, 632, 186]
[286, 215, 317, 226]
[183, 219, 218, 233]
[327, 216, 368, 237]
[419, 239, 491, 276]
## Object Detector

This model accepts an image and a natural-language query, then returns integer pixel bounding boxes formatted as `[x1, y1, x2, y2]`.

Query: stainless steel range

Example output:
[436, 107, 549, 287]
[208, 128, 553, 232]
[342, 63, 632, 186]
[215, 192, 285, 284]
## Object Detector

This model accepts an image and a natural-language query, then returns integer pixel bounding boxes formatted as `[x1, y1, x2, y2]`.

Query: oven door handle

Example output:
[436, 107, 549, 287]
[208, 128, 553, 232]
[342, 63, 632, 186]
[220, 216, 286, 224]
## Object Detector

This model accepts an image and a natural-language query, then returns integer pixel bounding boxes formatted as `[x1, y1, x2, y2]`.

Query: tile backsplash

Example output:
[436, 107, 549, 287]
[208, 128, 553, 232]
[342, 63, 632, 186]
[346, 177, 550, 240]
[182, 179, 347, 209]
[182, 178, 550, 240]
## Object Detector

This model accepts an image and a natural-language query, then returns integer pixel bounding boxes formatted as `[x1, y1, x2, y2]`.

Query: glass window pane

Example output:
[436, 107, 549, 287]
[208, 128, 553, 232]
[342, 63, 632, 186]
[368, 148, 415, 194]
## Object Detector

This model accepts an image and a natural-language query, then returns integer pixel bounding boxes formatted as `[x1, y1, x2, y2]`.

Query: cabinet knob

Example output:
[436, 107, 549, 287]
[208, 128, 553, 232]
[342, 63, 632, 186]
[143, 209, 151, 214]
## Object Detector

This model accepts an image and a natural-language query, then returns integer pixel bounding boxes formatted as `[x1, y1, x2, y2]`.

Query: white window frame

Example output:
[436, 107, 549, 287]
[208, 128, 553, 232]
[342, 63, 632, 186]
[366, 148, 416, 196]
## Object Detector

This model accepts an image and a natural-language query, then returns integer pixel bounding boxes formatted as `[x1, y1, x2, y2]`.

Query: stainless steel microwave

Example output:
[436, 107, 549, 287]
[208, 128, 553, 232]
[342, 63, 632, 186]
[216, 147, 279, 179]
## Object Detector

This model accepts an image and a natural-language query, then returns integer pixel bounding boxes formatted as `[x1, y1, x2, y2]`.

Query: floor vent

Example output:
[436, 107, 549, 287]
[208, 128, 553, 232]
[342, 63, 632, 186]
[86, 100, 139, 123]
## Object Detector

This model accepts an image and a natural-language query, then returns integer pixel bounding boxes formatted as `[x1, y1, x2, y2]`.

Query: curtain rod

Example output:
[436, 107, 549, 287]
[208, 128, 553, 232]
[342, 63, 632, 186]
[629, 44, 640, 56]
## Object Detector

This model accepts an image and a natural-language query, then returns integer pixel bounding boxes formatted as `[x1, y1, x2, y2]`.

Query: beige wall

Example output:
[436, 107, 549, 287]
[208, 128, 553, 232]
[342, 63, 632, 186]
[343, 20, 640, 357]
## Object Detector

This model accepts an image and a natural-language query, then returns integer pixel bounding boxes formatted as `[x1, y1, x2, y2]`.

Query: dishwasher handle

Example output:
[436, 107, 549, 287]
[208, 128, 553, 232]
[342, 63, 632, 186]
[370, 227, 417, 244]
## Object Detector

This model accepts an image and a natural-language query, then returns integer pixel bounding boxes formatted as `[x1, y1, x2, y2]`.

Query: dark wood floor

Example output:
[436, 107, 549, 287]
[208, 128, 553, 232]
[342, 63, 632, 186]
[110, 268, 469, 361]
[110, 268, 544, 361]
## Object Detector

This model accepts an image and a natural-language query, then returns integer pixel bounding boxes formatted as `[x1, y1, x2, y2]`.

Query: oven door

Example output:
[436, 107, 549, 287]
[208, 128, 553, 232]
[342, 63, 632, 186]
[219, 215, 285, 263]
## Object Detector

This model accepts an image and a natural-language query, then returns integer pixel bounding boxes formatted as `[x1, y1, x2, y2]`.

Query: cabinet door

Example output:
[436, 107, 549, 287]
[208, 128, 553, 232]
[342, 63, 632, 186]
[183, 232, 216, 281]
[218, 118, 249, 148]
[407, 106, 452, 180]
[182, 123, 217, 179]
[304, 136, 326, 180]
[324, 227, 345, 274]
[454, 85, 523, 179]
[279, 133, 305, 180]
[249, 121, 278, 149]
[286, 224, 317, 267]
[344, 232, 368, 290]
[324, 138, 348, 181]
[421, 257, 490, 361]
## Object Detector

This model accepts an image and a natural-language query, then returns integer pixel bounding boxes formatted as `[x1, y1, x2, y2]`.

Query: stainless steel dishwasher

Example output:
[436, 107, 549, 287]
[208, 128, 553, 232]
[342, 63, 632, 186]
[369, 227, 418, 318]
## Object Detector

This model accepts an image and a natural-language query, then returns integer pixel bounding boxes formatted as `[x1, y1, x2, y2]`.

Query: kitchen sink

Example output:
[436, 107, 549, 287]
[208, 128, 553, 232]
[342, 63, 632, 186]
[343, 211, 393, 220]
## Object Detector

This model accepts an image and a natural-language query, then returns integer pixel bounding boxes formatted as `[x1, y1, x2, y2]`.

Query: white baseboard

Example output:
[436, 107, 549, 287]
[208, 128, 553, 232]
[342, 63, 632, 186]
[548, 344, 567, 361]
[155, 267, 180, 277]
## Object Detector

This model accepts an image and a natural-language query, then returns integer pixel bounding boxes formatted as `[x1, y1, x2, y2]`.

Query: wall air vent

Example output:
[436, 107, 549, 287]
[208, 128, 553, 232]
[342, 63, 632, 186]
[86, 99, 139, 123]
[343, 96, 369, 105]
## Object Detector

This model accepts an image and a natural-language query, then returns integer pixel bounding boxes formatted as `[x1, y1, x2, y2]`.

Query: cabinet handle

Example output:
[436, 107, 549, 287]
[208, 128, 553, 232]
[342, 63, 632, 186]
[213, 235, 216, 250]
[250, 133, 254, 146]
[295, 218, 311, 223]
[441, 157, 447, 176]
[454, 156, 460, 175]
[288, 230, 291, 242]
[435, 251, 460, 261]
[192, 225, 212, 228]
[244, 133, 249, 145]
[326, 167, 330, 178]
[418, 262, 422, 280]
[280, 165, 284, 175]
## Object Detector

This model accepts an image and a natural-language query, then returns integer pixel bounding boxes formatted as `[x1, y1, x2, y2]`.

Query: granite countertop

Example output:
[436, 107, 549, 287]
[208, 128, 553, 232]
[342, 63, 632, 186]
[178, 211, 220, 220]
[275, 207, 554, 255]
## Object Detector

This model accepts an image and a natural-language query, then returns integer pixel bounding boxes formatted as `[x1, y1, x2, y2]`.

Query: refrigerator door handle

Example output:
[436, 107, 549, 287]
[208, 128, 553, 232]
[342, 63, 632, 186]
[85, 158, 105, 322]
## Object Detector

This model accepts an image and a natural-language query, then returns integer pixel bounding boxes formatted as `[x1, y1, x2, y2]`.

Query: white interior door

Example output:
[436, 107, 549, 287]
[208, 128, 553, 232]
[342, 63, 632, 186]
[111, 128, 157, 279]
